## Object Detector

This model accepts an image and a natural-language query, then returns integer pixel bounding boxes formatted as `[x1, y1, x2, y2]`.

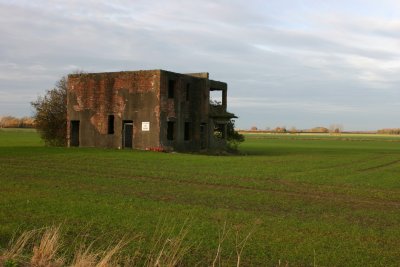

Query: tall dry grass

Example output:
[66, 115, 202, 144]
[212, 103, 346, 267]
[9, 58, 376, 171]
[0, 229, 36, 265]
[30, 225, 64, 267]
[0, 223, 257, 267]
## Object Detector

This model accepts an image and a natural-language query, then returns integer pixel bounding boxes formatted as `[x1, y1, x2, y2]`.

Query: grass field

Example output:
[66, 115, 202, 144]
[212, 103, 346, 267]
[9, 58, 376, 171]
[1, 129, 400, 266]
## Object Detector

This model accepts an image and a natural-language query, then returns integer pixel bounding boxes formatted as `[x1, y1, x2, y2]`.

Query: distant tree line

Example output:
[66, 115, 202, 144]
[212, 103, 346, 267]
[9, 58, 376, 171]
[0, 116, 34, 128]
[243, 126, 400, 135]
[377, 128, 400, 135]
[243, 125, 344, 134]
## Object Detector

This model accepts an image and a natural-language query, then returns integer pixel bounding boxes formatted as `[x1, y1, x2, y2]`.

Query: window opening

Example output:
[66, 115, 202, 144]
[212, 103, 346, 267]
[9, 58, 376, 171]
[186, 84, 190, 101]
[184, 122, 191, 141]
[214, 123, 226, 139]
[168, 80, 175, 98]
[167, 121, 175, 140]
[200, 123, 207, 149]
[108, 115, 114, 134]
[210, 89, 222, 105]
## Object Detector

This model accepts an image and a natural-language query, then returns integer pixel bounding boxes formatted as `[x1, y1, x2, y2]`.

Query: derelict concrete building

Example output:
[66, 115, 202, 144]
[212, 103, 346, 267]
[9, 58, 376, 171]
[67, 70, 236, 151]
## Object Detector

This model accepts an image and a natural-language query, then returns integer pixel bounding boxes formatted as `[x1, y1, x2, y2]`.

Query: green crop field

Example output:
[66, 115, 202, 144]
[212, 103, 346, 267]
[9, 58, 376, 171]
[1, 129, 400, 266]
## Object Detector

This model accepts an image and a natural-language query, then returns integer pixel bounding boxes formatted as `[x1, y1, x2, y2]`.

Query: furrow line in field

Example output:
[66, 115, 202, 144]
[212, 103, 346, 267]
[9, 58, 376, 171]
[313, 155, 390, 171]
[121, 175, 400, 210]
[3, 158, 400, 208]
[358, 159, 400, 172]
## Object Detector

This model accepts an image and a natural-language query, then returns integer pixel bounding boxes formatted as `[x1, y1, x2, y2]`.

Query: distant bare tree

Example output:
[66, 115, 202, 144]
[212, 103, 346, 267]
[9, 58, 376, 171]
[20, 117, 35, 128]
[274, 126, 287, 133]
[329, 124, 343, 134]
[289, 126, 297, 134]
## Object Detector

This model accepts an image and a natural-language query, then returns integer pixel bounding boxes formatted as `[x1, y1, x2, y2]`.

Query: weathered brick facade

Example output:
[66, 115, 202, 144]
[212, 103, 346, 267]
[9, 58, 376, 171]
[67, 69, 236, 151]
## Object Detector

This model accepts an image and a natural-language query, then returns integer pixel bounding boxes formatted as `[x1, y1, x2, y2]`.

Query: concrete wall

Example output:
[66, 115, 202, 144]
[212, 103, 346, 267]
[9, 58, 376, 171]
[157, 71, 230, 151]
[67, 69, 232, 151]
[67, 70, 161, 149]
[159, 70, 210, 151]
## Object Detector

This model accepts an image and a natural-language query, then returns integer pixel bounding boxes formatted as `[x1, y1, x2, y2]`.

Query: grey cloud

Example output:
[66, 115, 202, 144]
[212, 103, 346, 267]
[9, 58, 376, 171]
[0, 0, 399, 130]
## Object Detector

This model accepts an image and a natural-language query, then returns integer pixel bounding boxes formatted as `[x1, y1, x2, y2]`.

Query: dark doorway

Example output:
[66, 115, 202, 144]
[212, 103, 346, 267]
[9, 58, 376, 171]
[200, 123, 207, 149]
[122, 121, 133, 149]
[70, 120, 80, 147]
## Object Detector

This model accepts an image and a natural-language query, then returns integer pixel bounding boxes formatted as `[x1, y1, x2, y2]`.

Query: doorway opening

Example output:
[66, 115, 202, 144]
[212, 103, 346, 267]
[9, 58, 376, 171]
[70, 120, 80, 147]
[122, 120, 133, 149]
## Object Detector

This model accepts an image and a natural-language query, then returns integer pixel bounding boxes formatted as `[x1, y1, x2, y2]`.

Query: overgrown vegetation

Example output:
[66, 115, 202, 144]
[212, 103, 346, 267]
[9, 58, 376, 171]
[1, 129, 400, 266]
[226, 119, 244, 151]
[31, 77, 67, 146]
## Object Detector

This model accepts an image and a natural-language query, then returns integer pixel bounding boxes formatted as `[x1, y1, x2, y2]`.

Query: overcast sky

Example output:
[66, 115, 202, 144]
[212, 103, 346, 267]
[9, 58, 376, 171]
[1, 0, 399, 130]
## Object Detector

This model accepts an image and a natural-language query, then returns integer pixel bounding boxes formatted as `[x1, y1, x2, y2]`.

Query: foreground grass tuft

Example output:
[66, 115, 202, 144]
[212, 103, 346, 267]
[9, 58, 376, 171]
[0, 225, 184, 266]
[0, 229, 36, 266]
[30, 226, 64, 267]
[0, 224, 254, 267]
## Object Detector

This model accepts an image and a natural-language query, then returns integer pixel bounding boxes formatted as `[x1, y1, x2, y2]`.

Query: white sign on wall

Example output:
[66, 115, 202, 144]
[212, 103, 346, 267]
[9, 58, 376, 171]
[142, 122, 150, 131]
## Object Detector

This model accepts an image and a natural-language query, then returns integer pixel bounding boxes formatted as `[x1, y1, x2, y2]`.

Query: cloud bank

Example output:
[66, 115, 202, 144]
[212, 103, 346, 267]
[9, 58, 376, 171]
[1, 0, 399, 130]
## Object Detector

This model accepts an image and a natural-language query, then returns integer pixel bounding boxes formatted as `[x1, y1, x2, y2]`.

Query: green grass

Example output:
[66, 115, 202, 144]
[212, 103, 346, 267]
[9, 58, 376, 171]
[0, 128, 42, 147]
[1, 129, 400, 265]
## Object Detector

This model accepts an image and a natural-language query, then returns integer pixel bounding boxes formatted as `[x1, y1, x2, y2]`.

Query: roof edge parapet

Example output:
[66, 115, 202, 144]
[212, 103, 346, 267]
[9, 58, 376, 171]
[184, 72, 209, 79]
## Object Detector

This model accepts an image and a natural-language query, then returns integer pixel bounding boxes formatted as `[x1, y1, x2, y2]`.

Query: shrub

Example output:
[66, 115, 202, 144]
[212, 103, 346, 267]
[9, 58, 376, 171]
[31, 77, 67, 146]
[226, 119, 245, 151]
